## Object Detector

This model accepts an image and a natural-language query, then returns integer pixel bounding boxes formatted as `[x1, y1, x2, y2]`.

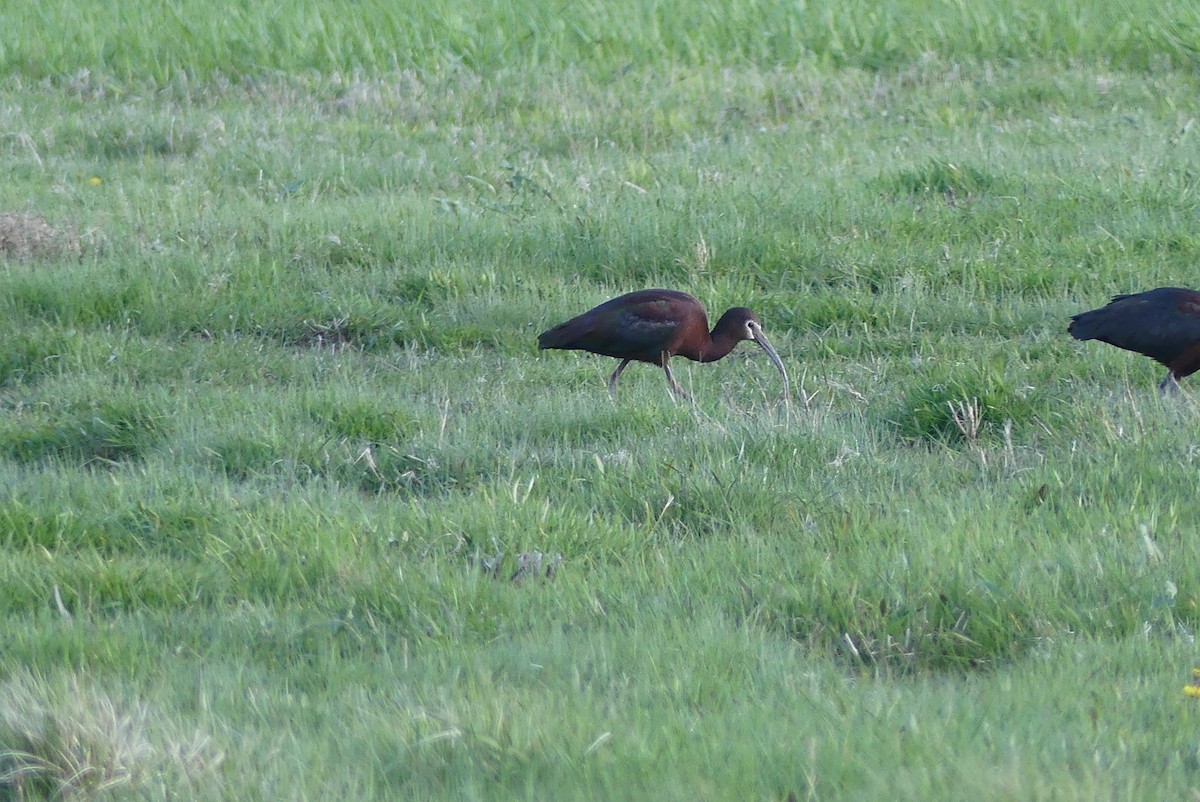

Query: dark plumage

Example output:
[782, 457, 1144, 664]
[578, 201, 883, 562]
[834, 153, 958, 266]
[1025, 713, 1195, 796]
[538, 289, 789, 399]
[1069, 286, 1200, 390]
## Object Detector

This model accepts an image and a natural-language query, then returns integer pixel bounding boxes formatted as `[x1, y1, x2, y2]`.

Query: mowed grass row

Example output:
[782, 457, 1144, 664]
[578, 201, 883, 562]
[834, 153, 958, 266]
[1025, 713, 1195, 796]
[4, 5, 1200, 798]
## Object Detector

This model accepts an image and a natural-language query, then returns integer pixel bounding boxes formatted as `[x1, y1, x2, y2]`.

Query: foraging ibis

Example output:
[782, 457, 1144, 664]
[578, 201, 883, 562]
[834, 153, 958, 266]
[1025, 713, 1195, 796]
[538, 289, 789, 399]
[1069, 286, 1200, 391]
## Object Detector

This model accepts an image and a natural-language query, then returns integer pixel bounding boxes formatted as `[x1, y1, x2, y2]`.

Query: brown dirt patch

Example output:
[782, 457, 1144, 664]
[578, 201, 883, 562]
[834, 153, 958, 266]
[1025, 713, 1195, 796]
[0, 212, 82, 260]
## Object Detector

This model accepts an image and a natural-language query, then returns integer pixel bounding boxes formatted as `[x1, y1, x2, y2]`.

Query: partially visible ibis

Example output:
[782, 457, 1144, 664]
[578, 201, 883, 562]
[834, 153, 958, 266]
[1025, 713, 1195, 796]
[1069, 286, 1200, 391]
[538, 289, 789, 399]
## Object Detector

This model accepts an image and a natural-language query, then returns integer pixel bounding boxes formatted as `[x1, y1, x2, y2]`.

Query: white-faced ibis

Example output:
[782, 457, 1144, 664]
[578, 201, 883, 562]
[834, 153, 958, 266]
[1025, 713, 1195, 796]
[538, 289, 789, 399]
[1069, 287, 1200, 391]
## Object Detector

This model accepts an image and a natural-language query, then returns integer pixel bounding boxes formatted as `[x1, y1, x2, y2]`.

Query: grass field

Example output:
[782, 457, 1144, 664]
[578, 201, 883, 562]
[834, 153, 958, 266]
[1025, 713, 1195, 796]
[3, 1, 1200, 799]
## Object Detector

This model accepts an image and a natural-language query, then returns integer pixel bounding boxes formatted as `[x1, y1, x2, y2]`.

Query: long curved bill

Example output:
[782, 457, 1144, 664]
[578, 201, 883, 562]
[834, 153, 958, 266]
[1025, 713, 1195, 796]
[748, 323, 790, 402]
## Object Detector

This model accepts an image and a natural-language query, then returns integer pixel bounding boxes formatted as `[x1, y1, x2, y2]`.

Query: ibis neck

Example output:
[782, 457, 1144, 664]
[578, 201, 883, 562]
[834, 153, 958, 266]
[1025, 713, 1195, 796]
[694, 331, 741, 363]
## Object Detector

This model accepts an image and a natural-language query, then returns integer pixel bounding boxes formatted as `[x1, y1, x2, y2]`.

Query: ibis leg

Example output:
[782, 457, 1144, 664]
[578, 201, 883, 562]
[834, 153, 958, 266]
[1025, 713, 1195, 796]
[663, 362, 688, 399]
[608, 359, 632, 399]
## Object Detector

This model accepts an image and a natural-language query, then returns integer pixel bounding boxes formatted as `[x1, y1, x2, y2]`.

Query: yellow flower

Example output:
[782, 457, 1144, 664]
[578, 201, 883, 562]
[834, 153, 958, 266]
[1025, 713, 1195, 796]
[89, 176, 102, 186]
[1184, 668, 1200, 697]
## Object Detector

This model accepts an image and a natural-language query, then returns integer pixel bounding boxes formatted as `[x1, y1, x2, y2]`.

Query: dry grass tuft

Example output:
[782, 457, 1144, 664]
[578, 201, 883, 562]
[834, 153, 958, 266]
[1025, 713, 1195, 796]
[0, 672, 224, 800]
[0, 212, 82, 260]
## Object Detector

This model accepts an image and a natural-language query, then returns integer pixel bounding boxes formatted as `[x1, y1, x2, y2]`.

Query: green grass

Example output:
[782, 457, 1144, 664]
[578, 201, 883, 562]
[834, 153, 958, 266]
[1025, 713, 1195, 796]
[3, 0, 1200, 80]
[3, 1, 1200, 799]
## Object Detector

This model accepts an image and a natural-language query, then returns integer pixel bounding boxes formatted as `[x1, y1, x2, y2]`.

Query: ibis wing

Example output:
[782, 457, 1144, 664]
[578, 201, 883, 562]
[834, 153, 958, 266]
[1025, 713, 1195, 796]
[538, 295, 684, 363]
[568, 299, 682, 362]
[607, 300, 685, 361]
[1070, 288, 1200, 366]
[539, 289, 702, 363]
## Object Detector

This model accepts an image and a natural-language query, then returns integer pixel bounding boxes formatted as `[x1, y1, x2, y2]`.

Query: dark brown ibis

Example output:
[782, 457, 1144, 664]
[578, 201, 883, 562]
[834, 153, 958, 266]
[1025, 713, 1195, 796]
[538, 289, 789, 399]
[1069, 287, 1200, 391]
